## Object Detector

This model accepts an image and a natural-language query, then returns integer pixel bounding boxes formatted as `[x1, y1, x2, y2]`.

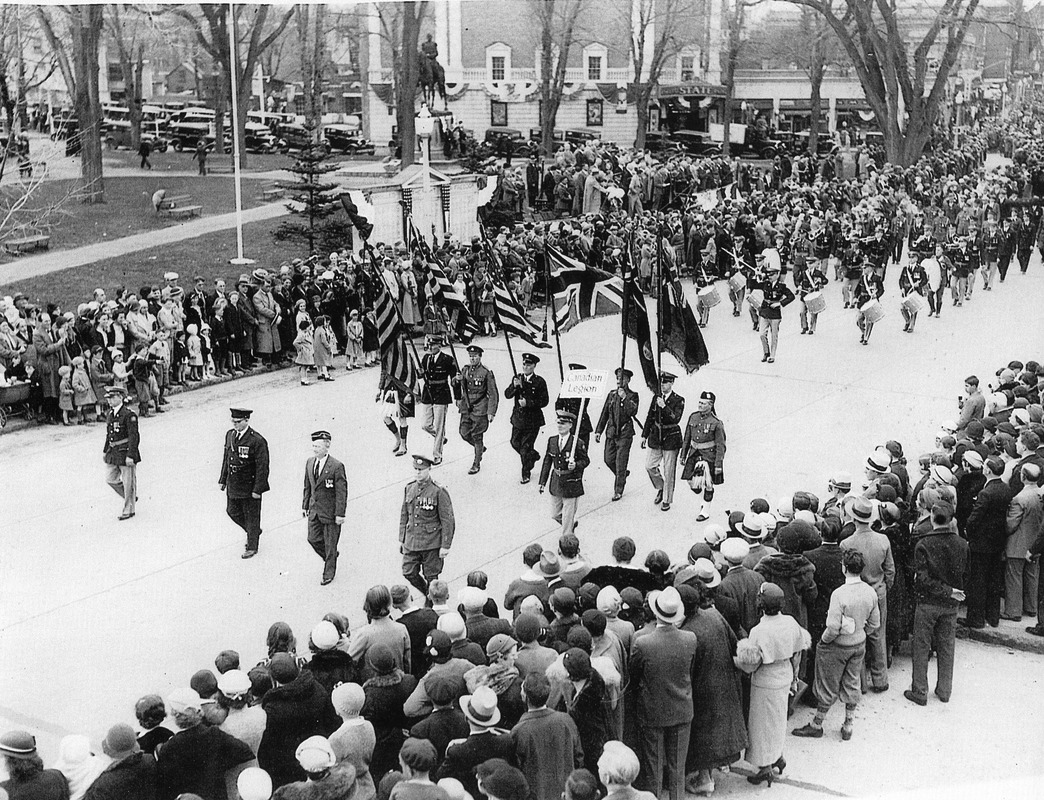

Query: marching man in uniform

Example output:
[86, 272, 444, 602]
[680, 390, 726, 522]
[455, 344, 498, 475]
[539, 410, 590, 535]
[302, 430, 348, 586]
[219, 408, 270, 559]
[419, 334, 458, 465]
[595, 367, 641, 501]
[400, 454, 455, 595]
[103, 385, 140, 521]
[504, 352, 549, 484]
[642, 371, 685, 512]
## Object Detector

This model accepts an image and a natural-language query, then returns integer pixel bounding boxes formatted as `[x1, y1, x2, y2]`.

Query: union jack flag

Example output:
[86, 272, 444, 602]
[545, 244, 624, 333]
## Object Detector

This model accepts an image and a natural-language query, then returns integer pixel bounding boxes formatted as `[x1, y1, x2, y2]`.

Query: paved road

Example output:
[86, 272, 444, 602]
[2, 237, 1042, 795]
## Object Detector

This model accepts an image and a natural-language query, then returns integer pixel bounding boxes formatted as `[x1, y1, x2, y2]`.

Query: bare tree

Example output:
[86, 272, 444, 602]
[785, 0, 980, 165]
[296, 3, 327, 132]
[0, 162, 87, 241]
[626, 0, 698, 150]
[720, 0, 763, 157]
[37, 5, 105, 204]
[173, 4, 295, 168]
[106, 4, 147, 151]
[374, 1, 428, 168]
[533, 0, 587, 157]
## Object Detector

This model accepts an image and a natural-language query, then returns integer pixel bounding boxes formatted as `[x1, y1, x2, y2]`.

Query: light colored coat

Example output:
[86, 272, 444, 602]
[252, 289, 282, 354]
[1006, 486, 1043, 557]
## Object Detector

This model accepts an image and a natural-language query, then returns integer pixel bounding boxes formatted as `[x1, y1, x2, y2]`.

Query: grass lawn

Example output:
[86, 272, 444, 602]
[0, 174, 288, 266]
[0, 216, 308, 310]
[102, 147, 383, 174]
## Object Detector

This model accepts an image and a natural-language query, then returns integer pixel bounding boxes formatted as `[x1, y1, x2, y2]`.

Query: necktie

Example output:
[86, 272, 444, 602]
[313, 459, 320, 481]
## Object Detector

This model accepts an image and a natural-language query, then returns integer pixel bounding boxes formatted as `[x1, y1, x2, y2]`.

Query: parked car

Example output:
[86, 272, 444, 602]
[782, 130, 837, 156]
[563, 128, 600, 147]
[104, 123, 169, 153]
[324, 124, 376, 155]
[483, 128, 537, 158]
[280, 123, 331, 153]
[644, 131, 682, 154]
[670, 129, 721, 157]
[731, 129, 784, 159]
[242, 121, 281, 153]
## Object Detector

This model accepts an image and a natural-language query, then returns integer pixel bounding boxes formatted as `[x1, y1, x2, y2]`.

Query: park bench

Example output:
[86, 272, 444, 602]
[157, 194, 192, 212]
[165, 204, 203, 220]
[208, 164, 234, 175]
[3, 234, 51, 255]
[259, 181, 284, 201]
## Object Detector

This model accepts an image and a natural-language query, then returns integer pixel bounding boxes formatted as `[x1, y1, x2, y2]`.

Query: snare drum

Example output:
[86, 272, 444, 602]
[804, 290, 827, 315]
[698, 285, 721, 308]
[901, 293, 925, 315]
[859, 299, 885, 324]
[728, 272, 747, 292]
[747, 289, 765, 310]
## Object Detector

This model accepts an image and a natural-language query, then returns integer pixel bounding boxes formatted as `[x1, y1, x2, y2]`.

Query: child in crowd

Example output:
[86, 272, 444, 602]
[111, 350, 129, 393]
[294, 318, 315, 385]
[71, 355, 97, 423]
[173, 330, 188, 384]
[200, 323, 213, 377]
[186, 323, 203, 381]
[362, 309, 379, 366]
[345, 309, 363, 370]
[58, 364, 74, 425]
[88, 346, 111, 413]
[314, 314, 335, 381]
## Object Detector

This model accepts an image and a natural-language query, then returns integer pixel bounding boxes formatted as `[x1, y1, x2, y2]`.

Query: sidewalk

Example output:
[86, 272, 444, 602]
[956, 613, 1044, 655]
[0, 201, 289, 284]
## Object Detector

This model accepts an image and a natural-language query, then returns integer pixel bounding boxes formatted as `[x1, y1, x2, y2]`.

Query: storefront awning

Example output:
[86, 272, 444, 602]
[657, 82, 726, 99]
[778, 99, 828, 112]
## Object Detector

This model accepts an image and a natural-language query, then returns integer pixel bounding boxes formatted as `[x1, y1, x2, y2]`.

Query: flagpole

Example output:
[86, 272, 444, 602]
[479, 226, 519, 377]
[544, 235, 565, 381]
[620, 230, 632, 375]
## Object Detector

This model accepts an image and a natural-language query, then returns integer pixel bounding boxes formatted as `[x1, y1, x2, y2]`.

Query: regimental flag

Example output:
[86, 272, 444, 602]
[370, 249, 418, 395]
[545, 244, 624, 333]
[624, 276, 658, 391]
[659, 274, 710, 374]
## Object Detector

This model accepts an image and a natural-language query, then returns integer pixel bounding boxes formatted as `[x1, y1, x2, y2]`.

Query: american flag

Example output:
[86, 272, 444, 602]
[483, 242, 551, 349]
[407, 216, 480, 341]
[545, 244, 624, 333]
[370, 251, 419, 394]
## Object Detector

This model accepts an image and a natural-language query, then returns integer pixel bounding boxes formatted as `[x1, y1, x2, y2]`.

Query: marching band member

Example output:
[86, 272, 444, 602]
[854, 269, 885, 346]
[754, 250, 796, 363]
[899, 258, 928, 333]
[797, 266, 828, 335]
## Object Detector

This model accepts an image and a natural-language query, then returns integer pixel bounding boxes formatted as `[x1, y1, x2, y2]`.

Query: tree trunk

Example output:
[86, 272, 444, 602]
[72, 5, 105, 204]
[634, 87, 651, 150]
[808, 60, 823, 155]
[396, 3, 422, 168]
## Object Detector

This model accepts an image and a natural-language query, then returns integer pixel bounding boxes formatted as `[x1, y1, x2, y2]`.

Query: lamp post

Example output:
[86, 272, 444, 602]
[953, 90, 964, 148]
[416, 104, 434, 192]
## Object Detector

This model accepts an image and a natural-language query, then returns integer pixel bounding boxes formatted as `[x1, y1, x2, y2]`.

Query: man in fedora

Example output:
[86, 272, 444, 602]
[505, 352, 550, 484]
[234, 273, 259, 368]
[103, 385, 140, 521]
[642, 371, 685, 512]
[595, 366, 641, 501]
[629, 586, 697, 800]
[739, 513, 778, 569]
[219, 407, 271, 559]
[539, 411, 590, 535]
[840, 496, 894, 692]
[302, 430, 348, 586]
[438, 686, 515, 799]
[420, 334, 458, 466]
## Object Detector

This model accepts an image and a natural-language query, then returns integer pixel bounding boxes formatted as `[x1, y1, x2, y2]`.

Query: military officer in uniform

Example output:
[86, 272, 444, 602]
[754, 250, 796, 363]
[538, 411, 590, 534]
[455, 344, 499, 475]
[554, 362, 594, 450]
[504, 352, 549, 484]
[400, 454, 455, 594]
[103, 385, 140, 520]
[595, 366, 641, 501]
[419, 334, 458, 465]
[680, 390, 726, 521]
[642, 371, 685, 512]
[219, 408, 271, 559]
[302, 430, 349, 586]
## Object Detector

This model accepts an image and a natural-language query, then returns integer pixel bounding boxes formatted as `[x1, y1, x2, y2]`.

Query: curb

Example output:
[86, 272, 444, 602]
[956, 622, 1044, 655]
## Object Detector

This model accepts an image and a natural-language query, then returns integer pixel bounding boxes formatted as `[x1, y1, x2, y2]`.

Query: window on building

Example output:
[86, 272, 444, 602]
[587, 56, 602, 81]
[344, 96, 362, 115]
[680, 56, 695, 82]
[107, 63, 123, 84]
[492, 56, 506, 82]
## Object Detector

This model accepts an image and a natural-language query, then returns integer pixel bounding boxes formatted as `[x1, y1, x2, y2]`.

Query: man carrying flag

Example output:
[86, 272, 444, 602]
[642, 372, 685, 512]
[595, 367, 641, 501]
[505, 352, 549, 484]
